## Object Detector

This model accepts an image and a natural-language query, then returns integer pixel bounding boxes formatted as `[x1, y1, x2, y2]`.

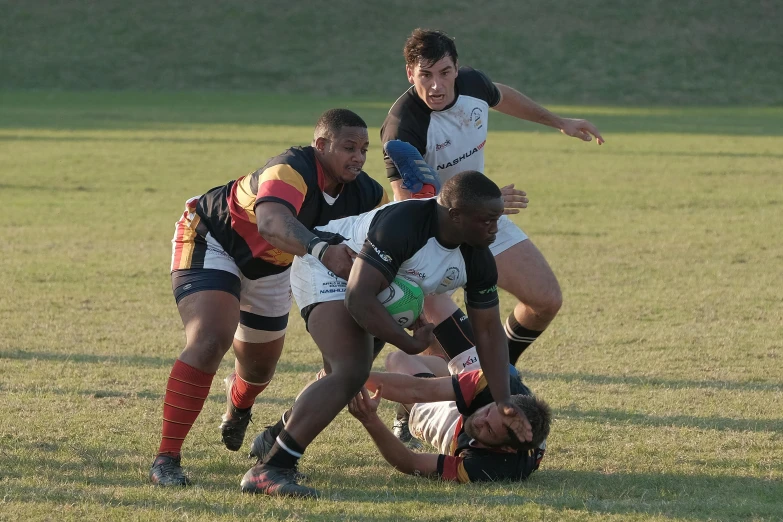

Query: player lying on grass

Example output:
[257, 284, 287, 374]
[382, 28, 605, 368]
[150, 109, 388, 486]
[348, 349, 550, 483]
[240, 170, 532, 498]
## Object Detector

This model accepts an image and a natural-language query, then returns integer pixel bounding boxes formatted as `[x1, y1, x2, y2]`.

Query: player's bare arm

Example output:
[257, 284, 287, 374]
[348, 386, 440, 478]
[345, 257, 434, 354]
[467, 303, 533, 442]
[494, 83, 605, 145]
[255, 200, 355, 279]
[365, 372, 455, 404]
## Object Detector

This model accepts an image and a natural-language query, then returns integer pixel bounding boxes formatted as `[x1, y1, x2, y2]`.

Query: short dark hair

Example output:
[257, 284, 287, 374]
[313, 108, 367, 141]
[504, 394, 552, 452]
[438, 171, 502, 210]
[403, 28, 458, 68]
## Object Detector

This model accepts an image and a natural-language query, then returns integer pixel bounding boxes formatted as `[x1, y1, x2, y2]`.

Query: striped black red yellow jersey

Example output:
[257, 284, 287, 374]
[195, 146, 388, 280]
[437, 370, 544, 483]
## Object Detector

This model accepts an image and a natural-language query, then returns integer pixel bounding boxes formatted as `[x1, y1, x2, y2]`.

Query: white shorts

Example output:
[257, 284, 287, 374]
[490, 215, 528, 257]
[171, 196, 293, 343]
[290, 253, 346, 312]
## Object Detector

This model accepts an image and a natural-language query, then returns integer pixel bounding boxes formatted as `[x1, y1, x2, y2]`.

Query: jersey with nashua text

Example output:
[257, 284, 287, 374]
[194, 146, 388, 280]
[381, 67, 501, 185]
[313, 199, 499, 308]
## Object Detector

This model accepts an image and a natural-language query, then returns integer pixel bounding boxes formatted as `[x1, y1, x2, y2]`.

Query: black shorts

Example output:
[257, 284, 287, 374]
[172, 268, 241, 304]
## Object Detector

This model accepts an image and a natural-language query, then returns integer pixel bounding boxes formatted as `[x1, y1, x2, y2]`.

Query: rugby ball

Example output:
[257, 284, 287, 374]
[376, 277, 424, 328]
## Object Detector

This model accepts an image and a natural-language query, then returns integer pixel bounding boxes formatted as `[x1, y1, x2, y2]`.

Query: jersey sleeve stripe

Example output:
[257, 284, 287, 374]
[257, 164, 308, 213]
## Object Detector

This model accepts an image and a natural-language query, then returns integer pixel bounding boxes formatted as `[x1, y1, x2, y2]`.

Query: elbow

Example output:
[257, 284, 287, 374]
[255, 212, 277, 238]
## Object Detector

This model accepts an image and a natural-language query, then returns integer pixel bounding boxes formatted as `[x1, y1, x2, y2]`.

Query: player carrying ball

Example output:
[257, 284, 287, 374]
[241, 170, 533, 498]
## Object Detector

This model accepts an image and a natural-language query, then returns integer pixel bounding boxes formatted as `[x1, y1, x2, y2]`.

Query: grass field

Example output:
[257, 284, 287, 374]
[2, 0, 782, 105]
[1, 92, 782, 521]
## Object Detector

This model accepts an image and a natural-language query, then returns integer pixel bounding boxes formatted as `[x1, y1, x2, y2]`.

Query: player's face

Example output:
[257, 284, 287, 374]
[455, 198, 504, 248]
[319, 127, 369, 185]
[464, 403, 511, 447]
[406, 56, 458, 111]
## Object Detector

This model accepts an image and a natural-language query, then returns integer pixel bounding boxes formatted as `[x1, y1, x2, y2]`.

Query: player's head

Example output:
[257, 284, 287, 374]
[438, 171, 504, 248]
[404, 29, 459, 111]
[313, 108, 369, 185]
[464, 394, 552, 451]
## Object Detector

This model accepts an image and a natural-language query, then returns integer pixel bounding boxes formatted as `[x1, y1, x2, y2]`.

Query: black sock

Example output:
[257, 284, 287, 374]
[263, 428, 304, 469]
[506, 313, 543, 365]
[265, 408, 292, 441]
[433, 309, 476, 359]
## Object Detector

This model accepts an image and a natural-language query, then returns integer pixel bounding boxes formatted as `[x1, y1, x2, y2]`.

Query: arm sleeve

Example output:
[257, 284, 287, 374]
[451, 370, 493, 415]
[458, 67, 502, 108]
[461, 245, 500, 309]
[254, 164, 308, 215]
[356, 205, 417, 282]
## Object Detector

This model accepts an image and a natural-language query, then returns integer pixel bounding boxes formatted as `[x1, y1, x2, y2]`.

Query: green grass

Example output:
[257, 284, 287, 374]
[1, 92, 782, 521]
[1, 0, 782, 105]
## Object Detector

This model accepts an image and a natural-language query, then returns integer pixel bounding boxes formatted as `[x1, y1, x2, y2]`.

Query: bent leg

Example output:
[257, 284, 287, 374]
[495, 239, 562, 363]
[276, 301, 373, 449]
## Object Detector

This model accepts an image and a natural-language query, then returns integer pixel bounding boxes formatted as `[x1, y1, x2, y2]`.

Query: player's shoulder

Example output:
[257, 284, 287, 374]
[259, 146, 318, 182]
[383, 88, 432, 138]
[347, 170, 387, 205]
[456, 67, 500, 106]
[459, 447, 537, 482]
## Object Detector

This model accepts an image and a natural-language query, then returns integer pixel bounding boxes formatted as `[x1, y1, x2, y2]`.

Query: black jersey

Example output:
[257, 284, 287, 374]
[381, 67, 501, 183]
[315, 199, 499, 308]
[194, 146, 388, 279]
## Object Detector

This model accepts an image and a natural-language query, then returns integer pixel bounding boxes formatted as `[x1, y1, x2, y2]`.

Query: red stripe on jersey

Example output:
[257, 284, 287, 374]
[440, 455, 470, 483]
[456, 370, 487, 410]
[256, 179, 306, 213]
[227, 181, 294, 266]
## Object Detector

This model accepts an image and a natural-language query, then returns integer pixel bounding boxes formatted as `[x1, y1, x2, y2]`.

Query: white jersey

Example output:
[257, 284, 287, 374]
[381, 67, 501, 184]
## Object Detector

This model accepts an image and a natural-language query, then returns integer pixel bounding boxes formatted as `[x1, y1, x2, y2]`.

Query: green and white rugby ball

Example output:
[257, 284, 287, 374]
[376, 277, 424, 328]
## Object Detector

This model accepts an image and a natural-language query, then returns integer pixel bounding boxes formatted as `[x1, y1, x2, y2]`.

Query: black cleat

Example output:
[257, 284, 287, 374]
[249, 428, 308, 482]
[220, 372, 253, 451]
[149, 454, 191, 486]
[240, 462, 319, 498]
[393, 418, 423, 450]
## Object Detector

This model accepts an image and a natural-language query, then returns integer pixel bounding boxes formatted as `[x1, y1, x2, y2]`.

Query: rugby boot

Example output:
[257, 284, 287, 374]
[240, 462, 319, 498]
[149, 454, 191, 486]
[392, 418, 423, 450]
[220, 372, 253, 451]
[249, 427, 308, 481]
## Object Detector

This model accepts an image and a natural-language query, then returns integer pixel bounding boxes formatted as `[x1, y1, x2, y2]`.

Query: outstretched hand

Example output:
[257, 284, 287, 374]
[500, 184, 529, 215]
[348, 385, 383, 425]
[559, 118, 605, 145]
[496, 400, 533, 443]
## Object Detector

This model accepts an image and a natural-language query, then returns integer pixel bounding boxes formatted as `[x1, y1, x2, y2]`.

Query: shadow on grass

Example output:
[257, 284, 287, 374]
[0, 349, 321, 375]
[557, 406, 783, 433]
[525, 370, 782, 393]
[3, 452, 780, 520]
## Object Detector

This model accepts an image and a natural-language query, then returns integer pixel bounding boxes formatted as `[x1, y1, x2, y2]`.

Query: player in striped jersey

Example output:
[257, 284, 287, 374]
[350, 356, 550, 483]
[150, 109, 388, 487]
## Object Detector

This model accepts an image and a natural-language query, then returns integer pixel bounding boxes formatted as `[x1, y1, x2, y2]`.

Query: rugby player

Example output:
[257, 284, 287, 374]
[240, 171, 533, 498]
[149, 109, 388, 486]
[348, 350, 551, 483]
[381, 29, 605, 369]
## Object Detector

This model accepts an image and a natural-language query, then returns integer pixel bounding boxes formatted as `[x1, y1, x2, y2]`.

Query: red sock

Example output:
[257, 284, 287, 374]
[157, 359, 214, 456]
[230, 374, 270, 410]
[412, 183, 436, 199]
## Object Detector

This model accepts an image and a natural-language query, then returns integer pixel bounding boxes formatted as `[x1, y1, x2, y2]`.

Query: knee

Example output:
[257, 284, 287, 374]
[185, 329, 233, 358]
[385, 350, 408, 372]
[330, 362, 371, 399]
[541, 286, 563, 319]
